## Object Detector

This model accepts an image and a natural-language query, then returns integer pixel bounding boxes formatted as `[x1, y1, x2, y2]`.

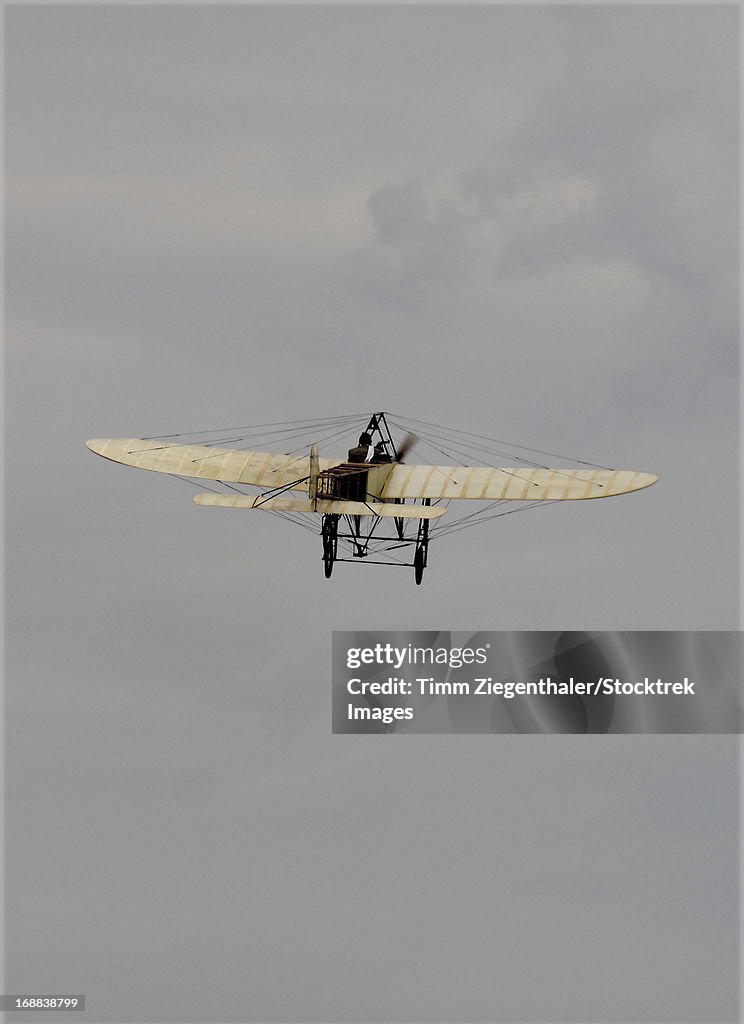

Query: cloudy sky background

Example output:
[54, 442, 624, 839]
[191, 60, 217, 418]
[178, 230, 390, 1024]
[5, 6, 740, 1022]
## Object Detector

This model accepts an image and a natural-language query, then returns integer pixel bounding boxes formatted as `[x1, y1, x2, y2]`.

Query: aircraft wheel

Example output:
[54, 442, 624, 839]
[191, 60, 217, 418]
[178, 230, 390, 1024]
[323, 548, 334, 578]
[322, 515, 337, 580]
[414, 544, 426, 585]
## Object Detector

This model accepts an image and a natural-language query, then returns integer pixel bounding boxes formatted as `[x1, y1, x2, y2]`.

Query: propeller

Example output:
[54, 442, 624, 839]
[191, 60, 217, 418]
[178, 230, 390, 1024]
[396, 432, 417, 463]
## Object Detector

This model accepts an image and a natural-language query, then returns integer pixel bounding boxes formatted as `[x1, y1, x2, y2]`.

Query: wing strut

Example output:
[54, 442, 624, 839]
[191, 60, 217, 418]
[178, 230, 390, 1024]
[309, 443, 319, 509]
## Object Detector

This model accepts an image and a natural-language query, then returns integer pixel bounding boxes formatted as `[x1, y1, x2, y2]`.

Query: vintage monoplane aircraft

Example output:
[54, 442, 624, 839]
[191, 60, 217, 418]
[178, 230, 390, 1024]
[86, 412, 657, 584]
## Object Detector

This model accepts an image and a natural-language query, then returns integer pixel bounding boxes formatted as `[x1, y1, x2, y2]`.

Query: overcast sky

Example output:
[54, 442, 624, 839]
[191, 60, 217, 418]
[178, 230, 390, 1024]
[5, 5, 740, 1022]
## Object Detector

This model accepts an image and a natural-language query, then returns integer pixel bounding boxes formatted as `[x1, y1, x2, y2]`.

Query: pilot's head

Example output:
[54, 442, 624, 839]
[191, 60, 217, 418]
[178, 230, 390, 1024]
[359, 432, 372, 445]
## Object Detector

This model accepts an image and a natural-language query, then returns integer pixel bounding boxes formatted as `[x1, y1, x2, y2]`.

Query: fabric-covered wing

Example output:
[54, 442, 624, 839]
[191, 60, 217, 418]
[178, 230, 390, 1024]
[192, 494, 447, 517]
[380, 464, 658, 501]
[86, 441, 657, 501]
[85, 438, 338, 490]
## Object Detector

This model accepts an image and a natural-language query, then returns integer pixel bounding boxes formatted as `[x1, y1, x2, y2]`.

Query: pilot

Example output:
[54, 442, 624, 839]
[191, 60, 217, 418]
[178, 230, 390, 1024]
[345, 432, 375, 500]
[347, 432, 375, 464]
[372, 442, 392, 464]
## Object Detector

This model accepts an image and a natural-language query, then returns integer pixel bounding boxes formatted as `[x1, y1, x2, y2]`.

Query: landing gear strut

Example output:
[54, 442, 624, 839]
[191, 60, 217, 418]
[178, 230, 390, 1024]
[321, 514, 338, 579]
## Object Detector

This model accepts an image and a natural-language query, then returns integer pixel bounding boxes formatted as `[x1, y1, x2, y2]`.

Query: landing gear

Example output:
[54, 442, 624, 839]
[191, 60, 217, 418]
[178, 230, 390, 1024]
[320, 498, 434, 584]
[322, 514, 338, 579]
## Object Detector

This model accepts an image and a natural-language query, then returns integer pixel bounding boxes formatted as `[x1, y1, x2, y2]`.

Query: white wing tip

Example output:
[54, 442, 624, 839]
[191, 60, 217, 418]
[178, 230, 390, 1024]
[85, 438, 151, 464]
[86, 438, 117, 457]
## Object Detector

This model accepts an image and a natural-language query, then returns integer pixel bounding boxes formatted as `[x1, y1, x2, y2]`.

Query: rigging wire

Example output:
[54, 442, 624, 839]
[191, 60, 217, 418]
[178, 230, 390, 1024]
[136, 417, 364, 459]
[154, 411, 599, 552]
[390, 412, 615, 469]
[139, 419, 362, 459]
[279, 420, 364, 456]
[389, 417, 536, 468]
[167, 473, 224, 495]
[390, 417, 584, 473]
[167, 472, 320, 535]
[396, 428, 541, 487]
[389, 418, 605, 489]
[142, 413, 362, 441]
[428, 500, 510, 537]
[433, 499, 560, 541]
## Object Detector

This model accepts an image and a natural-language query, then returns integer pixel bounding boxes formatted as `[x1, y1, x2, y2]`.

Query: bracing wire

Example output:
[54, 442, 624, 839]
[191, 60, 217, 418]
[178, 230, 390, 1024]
[433, 499, 560, 541]
[389, 413, 615, 470]
[142, 413, 363, 441]
[157, 411, 602, 553]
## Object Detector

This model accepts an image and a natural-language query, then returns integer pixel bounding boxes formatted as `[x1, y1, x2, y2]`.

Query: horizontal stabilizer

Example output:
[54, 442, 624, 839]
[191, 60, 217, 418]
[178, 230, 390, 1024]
[192, 494, 447, 518]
